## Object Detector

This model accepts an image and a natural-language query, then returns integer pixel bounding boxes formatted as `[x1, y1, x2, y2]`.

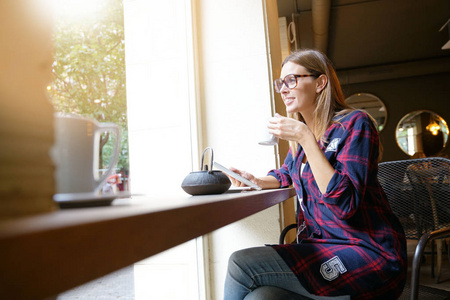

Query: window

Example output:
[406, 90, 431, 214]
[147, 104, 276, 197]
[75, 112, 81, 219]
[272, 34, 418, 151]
[48, 0, 129, 192]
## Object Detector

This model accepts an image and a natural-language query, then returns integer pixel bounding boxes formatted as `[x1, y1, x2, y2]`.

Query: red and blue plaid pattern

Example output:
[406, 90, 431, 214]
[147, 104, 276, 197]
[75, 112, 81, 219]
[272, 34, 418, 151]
[269, 110, 407, 299]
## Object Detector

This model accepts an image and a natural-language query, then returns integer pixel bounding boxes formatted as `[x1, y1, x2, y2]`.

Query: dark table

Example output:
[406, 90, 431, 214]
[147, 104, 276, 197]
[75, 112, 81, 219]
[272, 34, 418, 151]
[0, 188, 296, 299]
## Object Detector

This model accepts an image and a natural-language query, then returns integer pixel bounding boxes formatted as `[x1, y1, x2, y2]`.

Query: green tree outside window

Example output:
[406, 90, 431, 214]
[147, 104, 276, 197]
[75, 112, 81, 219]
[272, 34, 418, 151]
[47, 0, 128, 189]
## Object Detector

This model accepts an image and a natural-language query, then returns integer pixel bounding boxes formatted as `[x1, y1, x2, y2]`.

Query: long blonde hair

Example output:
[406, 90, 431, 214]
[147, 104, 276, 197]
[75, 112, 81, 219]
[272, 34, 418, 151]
[282, 49, 355, 154]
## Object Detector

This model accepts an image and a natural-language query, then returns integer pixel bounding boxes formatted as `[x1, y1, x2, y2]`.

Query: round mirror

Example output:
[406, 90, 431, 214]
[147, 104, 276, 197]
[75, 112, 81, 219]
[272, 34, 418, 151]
[396, 110, 449, 157]
[345, 93, 387, 131]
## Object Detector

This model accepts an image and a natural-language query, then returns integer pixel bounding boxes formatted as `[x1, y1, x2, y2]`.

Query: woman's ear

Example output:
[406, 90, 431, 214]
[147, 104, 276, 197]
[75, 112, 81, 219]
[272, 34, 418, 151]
[316, 74, 328, 93]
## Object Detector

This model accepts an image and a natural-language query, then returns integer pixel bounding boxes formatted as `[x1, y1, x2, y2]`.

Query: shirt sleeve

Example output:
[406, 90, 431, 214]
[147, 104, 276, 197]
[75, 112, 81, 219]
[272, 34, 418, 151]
[268, 148, 294, 188]
[319, 111, 380, 219]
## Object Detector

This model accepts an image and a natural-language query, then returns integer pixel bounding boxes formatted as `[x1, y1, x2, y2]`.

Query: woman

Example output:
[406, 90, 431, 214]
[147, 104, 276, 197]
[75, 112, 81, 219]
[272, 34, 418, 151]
[224, 49, 407, 300]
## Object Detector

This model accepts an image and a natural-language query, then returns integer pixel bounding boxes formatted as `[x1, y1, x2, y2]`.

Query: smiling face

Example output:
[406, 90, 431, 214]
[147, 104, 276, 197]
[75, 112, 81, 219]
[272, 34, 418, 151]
[279, 61, 320, 116]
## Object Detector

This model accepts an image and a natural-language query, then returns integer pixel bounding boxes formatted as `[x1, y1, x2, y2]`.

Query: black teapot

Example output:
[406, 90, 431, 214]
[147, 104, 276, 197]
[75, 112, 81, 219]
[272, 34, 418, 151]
[181, 147, 231, 195]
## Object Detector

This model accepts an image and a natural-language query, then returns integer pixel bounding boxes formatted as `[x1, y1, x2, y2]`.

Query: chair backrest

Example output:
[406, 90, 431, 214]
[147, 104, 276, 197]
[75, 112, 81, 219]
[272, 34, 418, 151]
[378, 157, 450, 240]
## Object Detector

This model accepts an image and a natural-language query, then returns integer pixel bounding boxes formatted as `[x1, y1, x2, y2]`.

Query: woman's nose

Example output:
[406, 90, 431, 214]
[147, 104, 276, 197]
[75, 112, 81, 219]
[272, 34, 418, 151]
[280, 84, 289, 94]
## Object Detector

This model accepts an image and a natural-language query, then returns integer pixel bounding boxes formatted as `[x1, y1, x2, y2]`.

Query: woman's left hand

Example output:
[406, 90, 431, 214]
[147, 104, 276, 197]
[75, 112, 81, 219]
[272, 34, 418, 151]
[268, 114, 314, 144]
[268, 114, 335, 194]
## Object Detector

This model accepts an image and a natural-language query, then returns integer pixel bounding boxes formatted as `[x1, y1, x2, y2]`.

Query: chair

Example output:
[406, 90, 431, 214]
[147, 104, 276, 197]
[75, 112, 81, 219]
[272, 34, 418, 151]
[409, 225, 450, 300]
[279, 223, 298, 244]
[378, 157, 450, 284]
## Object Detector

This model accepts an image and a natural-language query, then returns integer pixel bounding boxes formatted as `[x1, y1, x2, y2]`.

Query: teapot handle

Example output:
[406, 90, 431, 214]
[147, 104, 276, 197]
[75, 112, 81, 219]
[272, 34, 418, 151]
[200, 147, 214, 173]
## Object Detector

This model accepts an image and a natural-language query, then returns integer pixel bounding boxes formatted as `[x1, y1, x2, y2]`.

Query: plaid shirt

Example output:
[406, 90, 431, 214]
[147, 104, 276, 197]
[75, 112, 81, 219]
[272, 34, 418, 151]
[269, 110, 407, 299]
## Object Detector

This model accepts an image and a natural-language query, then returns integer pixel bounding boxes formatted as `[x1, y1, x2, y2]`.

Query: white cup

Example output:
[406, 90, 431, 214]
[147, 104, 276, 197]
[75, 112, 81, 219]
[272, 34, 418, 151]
[258, 116, 279, 146]
[51, 113, 121, 194]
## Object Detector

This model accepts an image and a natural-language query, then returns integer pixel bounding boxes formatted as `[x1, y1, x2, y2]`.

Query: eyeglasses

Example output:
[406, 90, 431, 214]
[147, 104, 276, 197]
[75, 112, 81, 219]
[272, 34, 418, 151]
[274, 74, 316, 93]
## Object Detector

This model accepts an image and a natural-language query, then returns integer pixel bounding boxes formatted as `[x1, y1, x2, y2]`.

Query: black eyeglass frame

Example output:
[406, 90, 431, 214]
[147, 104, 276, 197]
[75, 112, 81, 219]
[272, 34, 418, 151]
[274, 74, 318, 93]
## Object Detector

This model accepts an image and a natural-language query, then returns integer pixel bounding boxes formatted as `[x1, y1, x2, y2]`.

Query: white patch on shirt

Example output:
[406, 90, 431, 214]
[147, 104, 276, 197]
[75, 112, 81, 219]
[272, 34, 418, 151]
[320, 256, 347, 281]
[296, 221, 307, 244]
[298, 162, 306, 212]
[299, 198, 304, 211]
[325, 138, 341, 153]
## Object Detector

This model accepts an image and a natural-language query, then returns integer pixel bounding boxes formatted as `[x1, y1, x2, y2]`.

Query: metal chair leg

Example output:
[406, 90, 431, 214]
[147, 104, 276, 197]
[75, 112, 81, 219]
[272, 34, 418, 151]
[411, 233, 429, 300]
[436, 239, 443, 283]
[431, 240, 435, 278]
[411, 227, 450, 300]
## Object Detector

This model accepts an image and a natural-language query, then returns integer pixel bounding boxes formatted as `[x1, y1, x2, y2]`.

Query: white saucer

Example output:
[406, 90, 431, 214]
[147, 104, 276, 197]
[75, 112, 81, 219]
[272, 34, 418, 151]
[53, 191, 131, 208]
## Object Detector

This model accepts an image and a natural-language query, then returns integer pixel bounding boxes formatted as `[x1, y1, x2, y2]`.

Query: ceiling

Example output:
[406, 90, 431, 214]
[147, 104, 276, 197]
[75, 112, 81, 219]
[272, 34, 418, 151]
[276, 0, 450, 71]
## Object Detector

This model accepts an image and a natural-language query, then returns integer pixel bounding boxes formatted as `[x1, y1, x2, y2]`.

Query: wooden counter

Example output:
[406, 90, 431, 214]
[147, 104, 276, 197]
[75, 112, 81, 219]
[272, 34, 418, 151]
[0, 188, 296, 299]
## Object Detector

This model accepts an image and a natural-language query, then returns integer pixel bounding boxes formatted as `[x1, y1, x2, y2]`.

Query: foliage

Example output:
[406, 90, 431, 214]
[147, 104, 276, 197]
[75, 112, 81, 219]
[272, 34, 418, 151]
[47, 0, 128, 171]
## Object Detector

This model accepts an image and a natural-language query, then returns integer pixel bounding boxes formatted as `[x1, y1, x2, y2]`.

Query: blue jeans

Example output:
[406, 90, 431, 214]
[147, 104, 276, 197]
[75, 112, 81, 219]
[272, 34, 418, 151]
[224, 246, 350, 300]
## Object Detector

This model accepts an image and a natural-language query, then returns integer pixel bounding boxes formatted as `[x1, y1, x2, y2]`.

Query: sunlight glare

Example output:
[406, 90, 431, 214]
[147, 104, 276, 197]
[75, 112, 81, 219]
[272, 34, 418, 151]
[50, 0, 106, 21]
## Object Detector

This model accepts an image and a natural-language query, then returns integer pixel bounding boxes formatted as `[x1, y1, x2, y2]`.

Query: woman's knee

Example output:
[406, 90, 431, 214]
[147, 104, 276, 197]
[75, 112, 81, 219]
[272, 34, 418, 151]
[227, 249, 249, 276]
[228, 248, 258, 268]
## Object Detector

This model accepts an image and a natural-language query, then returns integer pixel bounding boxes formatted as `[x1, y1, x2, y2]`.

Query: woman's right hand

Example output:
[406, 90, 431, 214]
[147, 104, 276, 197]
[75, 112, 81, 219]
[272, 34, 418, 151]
[228, 167, 281, 190]
[228, 167, 257, 187]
